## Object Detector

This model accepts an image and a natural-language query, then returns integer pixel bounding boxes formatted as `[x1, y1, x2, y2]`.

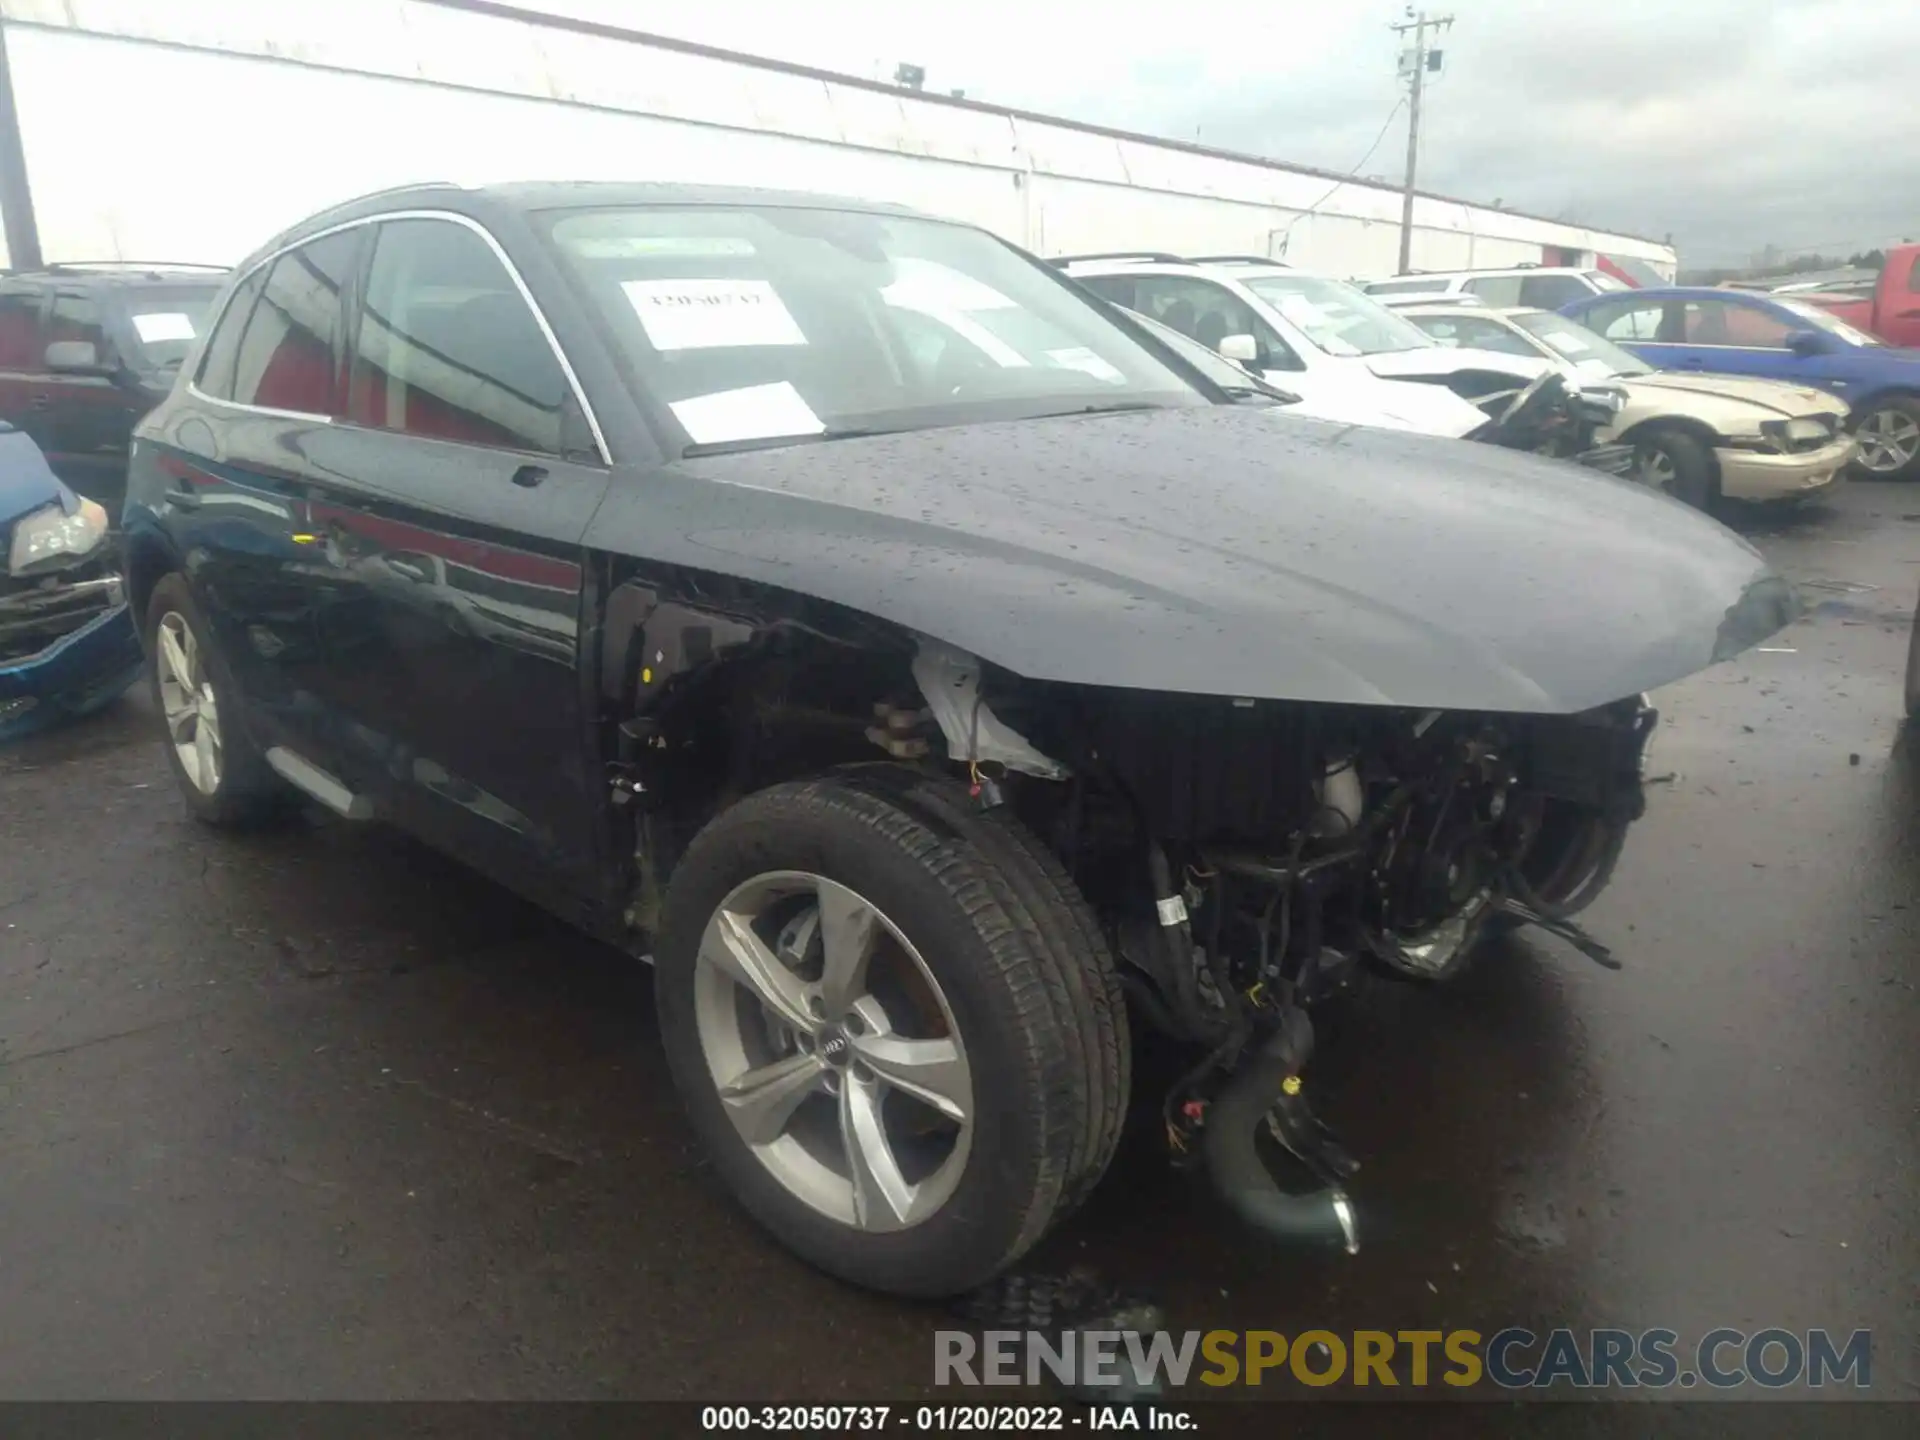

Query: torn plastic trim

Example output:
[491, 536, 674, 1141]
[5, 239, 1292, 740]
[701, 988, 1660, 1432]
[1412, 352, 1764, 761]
[911, 637, 1071, 781]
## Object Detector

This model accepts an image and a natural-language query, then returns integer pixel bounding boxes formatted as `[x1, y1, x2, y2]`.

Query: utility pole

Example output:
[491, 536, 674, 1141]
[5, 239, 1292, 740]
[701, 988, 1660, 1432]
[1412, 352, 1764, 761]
[0, 19, 42, 271]
[1391, 7, 1452, 275]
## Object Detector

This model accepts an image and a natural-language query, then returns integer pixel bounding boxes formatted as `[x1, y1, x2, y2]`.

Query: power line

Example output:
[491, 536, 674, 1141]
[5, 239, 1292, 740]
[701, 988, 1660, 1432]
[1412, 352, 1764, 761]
[1276, 97, 1407, 253]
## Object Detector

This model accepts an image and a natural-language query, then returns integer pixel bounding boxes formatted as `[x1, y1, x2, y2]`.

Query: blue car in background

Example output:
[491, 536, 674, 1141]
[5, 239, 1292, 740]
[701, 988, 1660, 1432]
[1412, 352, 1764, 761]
[1562, 286, 1920, 479]
[0, 423, 142, 740]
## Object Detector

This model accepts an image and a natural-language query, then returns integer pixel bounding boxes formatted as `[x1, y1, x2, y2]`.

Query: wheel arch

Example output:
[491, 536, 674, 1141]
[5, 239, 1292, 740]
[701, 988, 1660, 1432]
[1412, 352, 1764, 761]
[122, 526, 184, 639]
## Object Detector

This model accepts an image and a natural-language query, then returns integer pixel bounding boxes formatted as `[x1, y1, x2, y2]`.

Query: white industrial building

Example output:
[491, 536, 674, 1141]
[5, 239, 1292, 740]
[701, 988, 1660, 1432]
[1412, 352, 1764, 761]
[0, 0, 1676, 279]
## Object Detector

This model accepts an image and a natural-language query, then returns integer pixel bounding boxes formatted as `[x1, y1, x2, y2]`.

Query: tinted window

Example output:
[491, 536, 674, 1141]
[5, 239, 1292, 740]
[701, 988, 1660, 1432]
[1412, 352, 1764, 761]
[1463, 275, 1524, 306]
[349, 218, 574, 456]
[123, 285, 223, 372]
[228, 230, 359, 414]
[0, 286, 45, 369]
[1518, 274, 1591, 309]
[47, 291, 108, 358]
[193, 269, 269, 401]
[1365, 278, 1448, 295]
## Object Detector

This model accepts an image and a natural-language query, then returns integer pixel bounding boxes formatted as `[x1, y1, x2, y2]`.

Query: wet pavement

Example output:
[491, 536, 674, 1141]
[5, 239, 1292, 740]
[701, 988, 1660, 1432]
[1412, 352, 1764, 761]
[1, 481, 1916, 1416]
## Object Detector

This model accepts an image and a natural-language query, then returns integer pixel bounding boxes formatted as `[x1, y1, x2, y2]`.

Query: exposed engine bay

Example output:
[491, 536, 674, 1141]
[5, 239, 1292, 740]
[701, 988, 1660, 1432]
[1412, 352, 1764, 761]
[608, 595, 1657, 1256]
[905, 650, 1654, 1249]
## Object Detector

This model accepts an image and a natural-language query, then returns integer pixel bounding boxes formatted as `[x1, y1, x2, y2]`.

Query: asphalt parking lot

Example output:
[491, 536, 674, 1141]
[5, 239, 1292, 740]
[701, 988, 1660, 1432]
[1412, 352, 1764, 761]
[1, 480, 1916, 1413]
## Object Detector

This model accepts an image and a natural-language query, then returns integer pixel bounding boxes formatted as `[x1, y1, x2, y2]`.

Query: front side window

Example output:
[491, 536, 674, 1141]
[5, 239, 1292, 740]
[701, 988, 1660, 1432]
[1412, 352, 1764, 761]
[543, 205, 1203, 453]
[47, 292, 108, 359]
[1583, 300, 1667, 342]
[348, 219, 576, 456]
[227, 229, 359, 414]
[1778, 297, 1880, 348]
[1683, 300, 1792, 348]
[1239, 273, 1433, 357]
[1121, 276, 1296, 368]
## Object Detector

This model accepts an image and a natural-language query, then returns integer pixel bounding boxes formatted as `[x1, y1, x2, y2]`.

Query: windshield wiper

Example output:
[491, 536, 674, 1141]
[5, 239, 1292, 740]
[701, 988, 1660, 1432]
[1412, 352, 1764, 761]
[1025, 401, 1170, 421]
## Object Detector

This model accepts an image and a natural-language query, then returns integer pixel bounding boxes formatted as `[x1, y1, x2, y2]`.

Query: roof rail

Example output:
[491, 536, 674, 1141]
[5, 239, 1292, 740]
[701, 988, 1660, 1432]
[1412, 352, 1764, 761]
[1189, 254, 1288, 267]
[1047, 251, 1186, 267]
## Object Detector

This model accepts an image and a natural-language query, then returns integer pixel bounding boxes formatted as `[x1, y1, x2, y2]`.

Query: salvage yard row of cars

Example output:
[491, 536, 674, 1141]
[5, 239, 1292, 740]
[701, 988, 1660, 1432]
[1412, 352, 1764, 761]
[2, 184, 1917, 1300]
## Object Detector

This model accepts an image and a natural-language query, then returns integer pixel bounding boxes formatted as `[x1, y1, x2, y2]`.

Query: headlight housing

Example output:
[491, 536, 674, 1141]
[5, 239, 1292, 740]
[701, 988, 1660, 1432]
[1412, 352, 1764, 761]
[7, 497, 109, 575]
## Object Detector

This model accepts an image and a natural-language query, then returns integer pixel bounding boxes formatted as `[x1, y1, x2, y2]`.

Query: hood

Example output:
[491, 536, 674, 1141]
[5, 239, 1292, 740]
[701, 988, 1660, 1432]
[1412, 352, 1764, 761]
[584, 406, 1796, 715]
[1621, 372, 1846, 418]
[0, 426, 71, 542]
[1268, 382, 1485, 439]
[1365, 347, 1551, 384]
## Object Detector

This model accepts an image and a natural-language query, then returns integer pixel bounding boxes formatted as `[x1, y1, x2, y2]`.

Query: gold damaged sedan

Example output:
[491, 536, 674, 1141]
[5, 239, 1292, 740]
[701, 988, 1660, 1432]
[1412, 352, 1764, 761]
[1400, 302, 1856, 511]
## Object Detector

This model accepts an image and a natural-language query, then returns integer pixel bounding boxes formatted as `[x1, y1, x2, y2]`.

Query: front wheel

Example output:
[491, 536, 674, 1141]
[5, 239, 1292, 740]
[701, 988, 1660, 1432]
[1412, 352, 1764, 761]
[1854, 397, 1920, 480]
[145, 574, 286, 826]
[654, 770, 1127, 1297]
[1634, 428, 1718, 510]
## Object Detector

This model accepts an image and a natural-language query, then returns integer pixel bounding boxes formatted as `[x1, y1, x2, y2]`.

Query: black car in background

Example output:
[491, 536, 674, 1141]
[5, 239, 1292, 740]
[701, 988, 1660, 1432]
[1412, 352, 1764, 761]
[0, 263, 228, 514]
[120, 183, 1793, 1298]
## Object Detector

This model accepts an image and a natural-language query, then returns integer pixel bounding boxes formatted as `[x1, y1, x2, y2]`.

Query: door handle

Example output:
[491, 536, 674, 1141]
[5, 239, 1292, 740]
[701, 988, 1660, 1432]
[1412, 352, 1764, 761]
[163, 486, 203, 510]
[511, 464, 548, 489]
[386, 557, 433, 583]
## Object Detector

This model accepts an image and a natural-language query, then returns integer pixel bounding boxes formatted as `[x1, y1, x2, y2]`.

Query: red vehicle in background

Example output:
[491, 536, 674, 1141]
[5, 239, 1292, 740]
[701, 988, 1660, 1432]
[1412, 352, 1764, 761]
[1791, 244, 1920, 347]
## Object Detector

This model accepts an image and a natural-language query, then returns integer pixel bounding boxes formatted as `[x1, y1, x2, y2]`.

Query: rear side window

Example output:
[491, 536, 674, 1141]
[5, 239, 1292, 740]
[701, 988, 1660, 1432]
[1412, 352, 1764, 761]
[1517, 274, 1591, 309]
[1583, 299, 1666, 341]
[0, 286, 45, 369]
[347, 217, 573, 456]
[1463, 275, 1524, 306]
[199, 229, 359, 414]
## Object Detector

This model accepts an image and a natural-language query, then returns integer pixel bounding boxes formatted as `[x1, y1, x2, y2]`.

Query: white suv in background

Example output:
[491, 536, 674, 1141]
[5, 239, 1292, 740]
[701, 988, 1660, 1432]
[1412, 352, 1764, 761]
[1363, 266, 1634, 309]
[1055, 253, 1545, 439]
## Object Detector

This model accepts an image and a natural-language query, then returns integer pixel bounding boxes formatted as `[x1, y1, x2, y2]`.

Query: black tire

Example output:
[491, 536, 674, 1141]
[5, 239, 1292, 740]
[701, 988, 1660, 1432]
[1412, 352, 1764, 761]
[144, 573, 287, 826]
[1905, 589, 1920, 723]
[834, 765, 1129, 1216]
[654, 770, 1126, 1297]
[1634, 427, 1718, 511]
[1853, 396, 1920, 481]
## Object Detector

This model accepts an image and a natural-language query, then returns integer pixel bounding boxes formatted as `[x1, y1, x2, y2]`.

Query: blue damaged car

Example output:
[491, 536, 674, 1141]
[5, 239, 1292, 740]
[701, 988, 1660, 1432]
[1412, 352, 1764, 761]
[0, 422, 142, 740]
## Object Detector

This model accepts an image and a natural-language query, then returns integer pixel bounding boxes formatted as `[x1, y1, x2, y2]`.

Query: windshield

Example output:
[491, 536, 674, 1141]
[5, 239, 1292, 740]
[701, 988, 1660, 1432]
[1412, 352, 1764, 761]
[1511, 310, 1652, 377]
[1238, 274, 1433, 356]
[1778, 297, 1881, 347]
[124, 285, 222, 369]
[544, 206, 1204, 452]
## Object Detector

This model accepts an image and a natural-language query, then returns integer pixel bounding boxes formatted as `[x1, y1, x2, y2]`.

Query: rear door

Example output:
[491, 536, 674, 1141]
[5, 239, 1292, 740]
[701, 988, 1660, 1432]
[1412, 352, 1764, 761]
[300, 213, 613, 911]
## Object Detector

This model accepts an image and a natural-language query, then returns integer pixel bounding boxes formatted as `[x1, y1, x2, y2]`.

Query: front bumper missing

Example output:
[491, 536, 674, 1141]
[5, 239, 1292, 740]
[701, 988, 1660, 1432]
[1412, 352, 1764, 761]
[0, 570, 143, 741]
[1716, 436, 1856, 503]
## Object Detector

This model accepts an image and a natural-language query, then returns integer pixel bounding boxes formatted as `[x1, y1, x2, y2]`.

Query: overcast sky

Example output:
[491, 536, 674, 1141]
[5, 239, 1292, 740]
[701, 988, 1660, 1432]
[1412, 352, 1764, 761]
[540, 0, 1920, 267]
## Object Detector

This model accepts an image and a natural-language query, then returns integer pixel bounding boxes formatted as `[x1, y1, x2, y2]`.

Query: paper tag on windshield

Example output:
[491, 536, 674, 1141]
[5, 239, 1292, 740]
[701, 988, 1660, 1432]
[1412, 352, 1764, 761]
[133, 312, 196, 343]
[670, 381, 824, 445]
[622, 278, 807, 351]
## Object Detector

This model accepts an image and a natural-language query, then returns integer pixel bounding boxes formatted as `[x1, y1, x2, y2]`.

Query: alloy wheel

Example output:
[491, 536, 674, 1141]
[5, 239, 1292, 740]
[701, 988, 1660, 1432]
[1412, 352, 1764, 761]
[1857, 408, 1920, 474]
[1637, 445, 1678, 491]
[692, 870, 974, 1233]
[155, 611, 223, 794]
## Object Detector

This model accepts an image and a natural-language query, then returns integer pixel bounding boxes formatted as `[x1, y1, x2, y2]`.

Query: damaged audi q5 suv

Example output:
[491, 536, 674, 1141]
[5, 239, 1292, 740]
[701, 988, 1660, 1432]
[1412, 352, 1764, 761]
[122, 184, 1796, 1298]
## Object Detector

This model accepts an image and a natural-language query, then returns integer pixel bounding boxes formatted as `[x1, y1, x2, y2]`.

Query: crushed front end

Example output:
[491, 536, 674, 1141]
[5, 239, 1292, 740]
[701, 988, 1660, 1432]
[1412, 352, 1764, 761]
[0, 466, 142, 742]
